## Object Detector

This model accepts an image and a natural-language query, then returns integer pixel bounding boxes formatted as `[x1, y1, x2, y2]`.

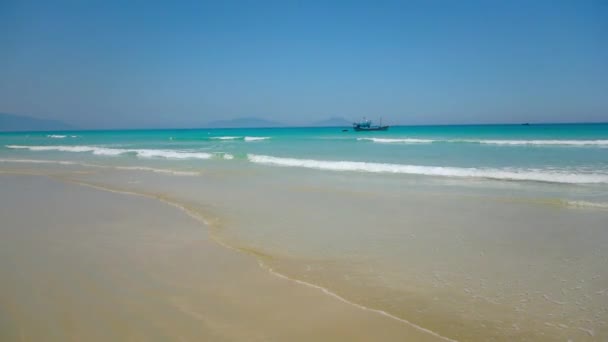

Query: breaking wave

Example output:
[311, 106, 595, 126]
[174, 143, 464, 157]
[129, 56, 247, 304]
[247, 154, 608, 184]
[357, 138, 434, 143]
[244, 136, 271, 141]
[47, 134, 79, 139]
[359, 137, 608, 147]
[472, 139, 608, 146]
[6, 145, 213, 160]
[210, 136, 270, 142]
[210, 136, 240, 140]
[7, 145, 608, 184]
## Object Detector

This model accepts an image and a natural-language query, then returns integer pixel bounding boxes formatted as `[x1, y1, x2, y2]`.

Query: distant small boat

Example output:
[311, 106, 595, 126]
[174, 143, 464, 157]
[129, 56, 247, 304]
[353, 118, 389, 131]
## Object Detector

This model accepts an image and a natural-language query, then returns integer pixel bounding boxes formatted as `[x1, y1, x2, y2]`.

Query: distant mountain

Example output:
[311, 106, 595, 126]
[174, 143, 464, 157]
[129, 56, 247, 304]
[310, 117, 352, 127]
[0, 113, 73, 132]
[205, 117, 283, 128]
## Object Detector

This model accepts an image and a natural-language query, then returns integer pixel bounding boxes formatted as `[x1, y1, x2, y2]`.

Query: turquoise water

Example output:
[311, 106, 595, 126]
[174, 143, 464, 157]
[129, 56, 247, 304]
[2, 123, 608, 340]
[2, 123, 608, 180]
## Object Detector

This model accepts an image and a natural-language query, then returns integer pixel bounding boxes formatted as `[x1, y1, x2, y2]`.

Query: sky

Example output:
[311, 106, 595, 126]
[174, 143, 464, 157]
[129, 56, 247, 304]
[0, 0, 607, 128]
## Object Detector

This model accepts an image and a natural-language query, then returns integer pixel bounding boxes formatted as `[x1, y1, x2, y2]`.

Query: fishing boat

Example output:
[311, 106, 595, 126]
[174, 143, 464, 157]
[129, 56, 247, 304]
[352, 118, 389, 131]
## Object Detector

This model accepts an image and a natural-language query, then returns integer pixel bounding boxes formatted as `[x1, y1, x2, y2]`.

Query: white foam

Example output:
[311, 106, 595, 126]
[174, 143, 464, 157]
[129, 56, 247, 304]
[7, 145, 127, 155]
[358, 137, 435, 143]
[247, 154, 608, 184]
[358, 137, 608, 147]
[209, 136, 270, 142]
[244, 136, 270, 142]
[212, 152, 235, 160]
[472, 139, 608, 146]
[46, 134, 79, 139]
[133, 149, 212, 159]
[565, 200, 608, 210]
[6, 145, 212, 160]
[211, 136, 240, 140]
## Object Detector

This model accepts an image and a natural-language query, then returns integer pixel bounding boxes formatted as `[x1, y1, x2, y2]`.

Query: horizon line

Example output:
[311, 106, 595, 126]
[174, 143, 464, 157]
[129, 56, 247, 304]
[1, 121, 607, 134]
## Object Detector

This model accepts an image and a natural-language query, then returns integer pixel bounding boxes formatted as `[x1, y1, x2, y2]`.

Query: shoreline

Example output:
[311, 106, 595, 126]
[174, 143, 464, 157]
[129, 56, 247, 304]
[59, 175, 457, 341]
[0, 173, 446, 341]
[1, 157, 606, 341]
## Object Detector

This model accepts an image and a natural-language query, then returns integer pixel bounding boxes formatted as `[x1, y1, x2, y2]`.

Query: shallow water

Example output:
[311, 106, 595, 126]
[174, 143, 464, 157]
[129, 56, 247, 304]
[1, 124, 608, 340]
[0, 175, 442, 341]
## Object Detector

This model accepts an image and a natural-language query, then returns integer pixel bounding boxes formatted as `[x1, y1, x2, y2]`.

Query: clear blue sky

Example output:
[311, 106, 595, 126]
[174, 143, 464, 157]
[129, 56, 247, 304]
[1, 0, 606, 128]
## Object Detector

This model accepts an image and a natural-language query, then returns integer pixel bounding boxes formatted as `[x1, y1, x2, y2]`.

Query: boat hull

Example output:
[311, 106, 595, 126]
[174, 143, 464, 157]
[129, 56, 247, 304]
[353, 126, 389, 131]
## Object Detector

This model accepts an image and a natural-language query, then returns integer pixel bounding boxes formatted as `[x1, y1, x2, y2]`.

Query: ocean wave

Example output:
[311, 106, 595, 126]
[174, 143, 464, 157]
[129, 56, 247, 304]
[472, 139, 608, 146]
[135, 149, 212, 159]
[247, 154, 608, 184]
[359, 137, 608, 147]
[357, 138, 434, 143]
[7, 145, 127, 155]
[210, 136, 270, 142]
[210, 136, 240, 140]
[46, 134, 79, 139]
[244, 136, 270, 141]
[6, 145, 212, 160]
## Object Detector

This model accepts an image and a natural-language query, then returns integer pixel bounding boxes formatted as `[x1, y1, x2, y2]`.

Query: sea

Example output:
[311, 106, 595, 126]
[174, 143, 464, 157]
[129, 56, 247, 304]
[1, 123, 608, 340]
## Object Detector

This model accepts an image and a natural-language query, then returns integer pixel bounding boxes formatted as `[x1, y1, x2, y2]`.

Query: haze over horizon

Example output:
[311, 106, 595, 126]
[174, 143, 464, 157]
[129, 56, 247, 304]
[1, 0, 607, 129]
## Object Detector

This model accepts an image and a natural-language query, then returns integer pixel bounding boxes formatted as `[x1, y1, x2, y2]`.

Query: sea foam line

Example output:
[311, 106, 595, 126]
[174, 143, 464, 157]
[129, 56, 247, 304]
[259, 263, 457, 341]
[0, 158, 200, 176]
[210, 136, 240, 140]
[210, 136, 271, 142]
[56, 177, 456, 342]
[564, 200, 608, 210]
[472, 139, 608, 146]
[359, 138, 608, 146]
[358, 138, 434, 143]
[247, 154, 608, 184]
[244, 136, 271, 141]
[47, 134, 78, 139]
[6, 145, 213, 160]
[0, 158, 78, 165]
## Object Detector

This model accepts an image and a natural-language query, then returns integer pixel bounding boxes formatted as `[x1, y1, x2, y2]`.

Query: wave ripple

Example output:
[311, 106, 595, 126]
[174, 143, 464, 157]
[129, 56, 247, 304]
[6, 145, 213, 159]
[247, 154, 608, 184]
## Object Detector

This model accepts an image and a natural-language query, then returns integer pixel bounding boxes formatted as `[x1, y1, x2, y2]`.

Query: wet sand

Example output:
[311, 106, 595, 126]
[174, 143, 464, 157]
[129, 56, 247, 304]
[0, 174, 444, 341]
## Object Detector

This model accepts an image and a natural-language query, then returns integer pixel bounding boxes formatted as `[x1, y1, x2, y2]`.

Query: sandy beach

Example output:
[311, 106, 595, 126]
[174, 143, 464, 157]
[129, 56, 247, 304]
[0, 174, 445, 341]
[0, 151, 606, 341]
[3, 1, 607, 339]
